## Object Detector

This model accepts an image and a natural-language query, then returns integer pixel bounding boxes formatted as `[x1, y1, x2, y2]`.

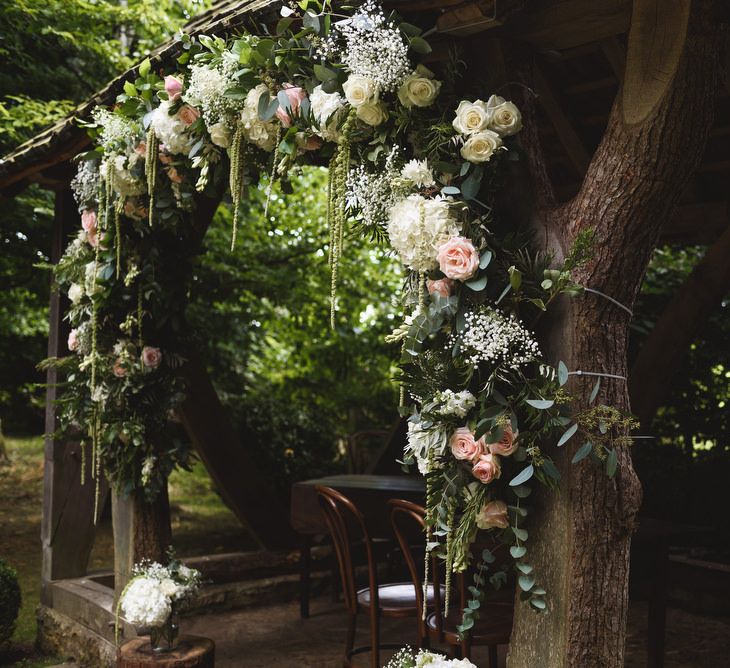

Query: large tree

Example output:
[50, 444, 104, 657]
[507, 1, 725, 665]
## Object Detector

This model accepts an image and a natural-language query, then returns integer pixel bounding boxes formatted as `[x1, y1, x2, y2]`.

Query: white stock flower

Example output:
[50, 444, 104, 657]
[149, 100, 194, 156]
[387, 195, 460, 272]
[486, 94, 522, 136]
[452, 99, 491, 135]
[461, 130, 503, 163]
[400, 159, 434, 188]
[240, 84, 278, 152]
[434, 389, 476, 418]
[343, 75, 378, 107]
[68, 283, 84, 304]
[121, 577, 172, 627]
[405, 420, 448, 474]
[208, 122, 231, 148]
[397, 65, 441, 108]
[356, 101, 388, 126]
[310, 85, 345, 141]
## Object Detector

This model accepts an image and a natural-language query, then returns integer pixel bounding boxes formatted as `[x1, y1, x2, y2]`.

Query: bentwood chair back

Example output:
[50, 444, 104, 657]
[388, 498, 514, 666]
[316, 485, 418, 668]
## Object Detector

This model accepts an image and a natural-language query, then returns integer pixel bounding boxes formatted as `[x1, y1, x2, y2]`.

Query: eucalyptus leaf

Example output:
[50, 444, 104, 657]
[512, 484, 531, 499]
[479, 250, 493, 269]
[590, 378, 601, 403]
[441, 186, 460, 195]
[518, 574, 535, 592]
[496, 283, 511, 304]
[409, 36, 432, 54]
[515, 562, 533, 574]
[510, 545, 527, 559]
[557, 423, 578, 447]
[572, 441, 594, 464]
[526, 399, 554, 410]
[558, 361, 569, 386]
[509, 464, 534, 486]
[606, 448, 618, 477]
[465, 275, 487, 291]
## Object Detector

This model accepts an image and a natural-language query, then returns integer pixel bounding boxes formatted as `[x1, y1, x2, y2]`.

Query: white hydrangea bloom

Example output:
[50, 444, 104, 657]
[400, 159, 434, 188]
[240, 84, 278, 152]
[405, 420, 447, 474]
[111, 154, 145, 197]
[121, 577, 172, 627]
[149, 100, 194, 156]
[387, 195, 460, 271]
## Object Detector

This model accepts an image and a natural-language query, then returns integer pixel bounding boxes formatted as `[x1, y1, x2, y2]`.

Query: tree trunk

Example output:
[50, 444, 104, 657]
[112, 483, 171, 600]
[507, 2, 722, 666]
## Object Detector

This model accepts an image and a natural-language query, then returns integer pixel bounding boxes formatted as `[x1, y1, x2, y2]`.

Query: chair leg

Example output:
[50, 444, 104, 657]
[346, 613, 357, 656]
[369, 607, 380, 668]
[299, 534, 312, 618]
[488, 644, 498, 668]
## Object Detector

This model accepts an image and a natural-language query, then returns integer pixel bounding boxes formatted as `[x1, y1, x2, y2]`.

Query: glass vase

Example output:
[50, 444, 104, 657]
[149, 612, 179, 653]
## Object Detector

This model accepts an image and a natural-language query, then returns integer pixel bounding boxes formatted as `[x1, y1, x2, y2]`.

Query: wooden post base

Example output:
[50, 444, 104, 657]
[117, 635, 214, 667]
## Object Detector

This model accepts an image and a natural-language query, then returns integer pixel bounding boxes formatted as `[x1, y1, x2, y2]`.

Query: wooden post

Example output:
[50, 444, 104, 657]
[41, 184, 109, 604]
[112, 484, 172, 599]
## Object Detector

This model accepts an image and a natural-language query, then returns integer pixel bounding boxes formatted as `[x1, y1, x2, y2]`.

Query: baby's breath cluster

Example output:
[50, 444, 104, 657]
[183, 62, 239, 127]
[319, 0, 411, 92]
[92, 108, 140, 149]
[454, 308, 541, 370]
[71, 160, 100, 208]
[345, 146, 402, 229]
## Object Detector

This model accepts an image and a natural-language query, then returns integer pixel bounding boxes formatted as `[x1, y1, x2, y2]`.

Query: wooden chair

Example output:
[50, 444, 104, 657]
[316, 486, 430, 668]
[388, 498, 514, 666]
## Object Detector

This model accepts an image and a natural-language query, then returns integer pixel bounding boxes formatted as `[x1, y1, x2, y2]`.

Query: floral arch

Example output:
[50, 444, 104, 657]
[52, 0, 630, 630]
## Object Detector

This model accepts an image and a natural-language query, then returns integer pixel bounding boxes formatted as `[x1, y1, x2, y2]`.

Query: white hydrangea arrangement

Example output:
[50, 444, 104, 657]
[385, 647, 477, 668]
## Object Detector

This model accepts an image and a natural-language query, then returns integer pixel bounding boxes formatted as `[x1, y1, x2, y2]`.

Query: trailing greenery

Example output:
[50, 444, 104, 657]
[0, 558, 21, 647]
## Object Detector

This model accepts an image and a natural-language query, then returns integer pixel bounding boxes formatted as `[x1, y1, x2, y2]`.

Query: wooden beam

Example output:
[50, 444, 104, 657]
[178, 351, 295, 550]
[660, 201, 730, 244]
[600, 36, 627, 83]
[622, 0, 692, 125]
[41, 185, 109, 603]
[630, 205, 730, 426]
[436, 1, 501, 36]
[506, 0, 632, 51]
[533, 65, 591, 176]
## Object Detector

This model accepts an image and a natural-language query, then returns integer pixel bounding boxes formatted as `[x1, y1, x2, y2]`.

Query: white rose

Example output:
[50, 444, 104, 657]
[452, 99, 491, 135]
[208, 122, 231, 148]
[486, 95, 522, 136]
[356, 101, 388, 127]
[241, 84, 278, 151]
[397, 65, 441, 108]
[400, 159, 435, 188]
[460, 130, 503, 163]
[159, 578, 179, 597]
[68, 283, 84, 304]
[343, 75, 377, 108]
[310, 85, 345, 141]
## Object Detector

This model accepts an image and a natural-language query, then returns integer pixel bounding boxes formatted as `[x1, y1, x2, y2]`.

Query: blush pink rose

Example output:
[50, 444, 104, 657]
[275, 84, 307, 127]
[113, 358, 126, 378]
[164, 75, 183, 101]
[167, 167, 183, 184]
[141, 346, 162, 369]
[81, 209, 97, 234]
[427, 278, 454, 298]
[178, 104, 200, 126]
[450, 427, 485, 461]
[472, 453, 501, 484]
[437, 236, 480, 281]
[487, 424, 518, 456]
[476, 500, 509, 530]
[67, 329, 79, 352]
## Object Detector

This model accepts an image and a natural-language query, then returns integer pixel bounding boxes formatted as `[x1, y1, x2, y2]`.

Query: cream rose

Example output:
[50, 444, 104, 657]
[397, 65, 441, 108]
[178, 104, 200, 126]
[450, 427, 484, 461]
[486, 95, 522, 137]
[208, 122, 231, 148]
[487, 423, 518, 456]
[472, 453, 501, 484]
[460, 130, 503, 163]
[356, 101, 388, 127]
[141, 346, 162, 369]
[427, 278, 454, 298]
[437, 236, 480, 281]
[476, 500, 509, 530]
[68, 283, 84, 304]
[452, 99, 490, 135]
[343, 75, 377, 108]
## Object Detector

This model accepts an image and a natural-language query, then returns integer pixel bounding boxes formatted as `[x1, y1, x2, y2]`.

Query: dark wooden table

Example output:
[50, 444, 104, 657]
[290, 474, 425, 617]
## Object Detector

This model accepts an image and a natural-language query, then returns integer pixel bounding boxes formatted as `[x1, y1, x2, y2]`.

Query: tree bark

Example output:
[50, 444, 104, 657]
[507, 2, 723, 666]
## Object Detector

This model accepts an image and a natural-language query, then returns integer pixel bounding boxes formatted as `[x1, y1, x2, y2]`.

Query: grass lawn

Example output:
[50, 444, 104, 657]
[0, 434, 252, 666]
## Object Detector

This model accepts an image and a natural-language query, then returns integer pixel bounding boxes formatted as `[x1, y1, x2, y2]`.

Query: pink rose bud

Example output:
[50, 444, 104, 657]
[437, 236, 480, 281]
[488, 423, 518, 456]
[67, 329, 79, 352]
[450, 427, 485, 462]
[472, 453, 501, 484]
[141, 346, 162, 369]
[275, 84, 307, 128]
[178, 104, 200, 126]
[164, 75, 183, 101]
[81, 209, 97, 234]
[113, 358, 126, 378]
[427, 278, 454, 298]
[476, 500, 510, 530]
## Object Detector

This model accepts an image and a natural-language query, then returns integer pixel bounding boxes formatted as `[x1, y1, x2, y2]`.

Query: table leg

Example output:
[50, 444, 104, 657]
[300, 534, 312, 619]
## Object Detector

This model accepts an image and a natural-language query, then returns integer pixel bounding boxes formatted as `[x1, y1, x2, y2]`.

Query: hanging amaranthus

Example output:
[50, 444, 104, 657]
[145, 127, 159, 226]
[328, 108, 356, 329]
[229, 121, 245, 250]
[264, 126, 283, 219]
